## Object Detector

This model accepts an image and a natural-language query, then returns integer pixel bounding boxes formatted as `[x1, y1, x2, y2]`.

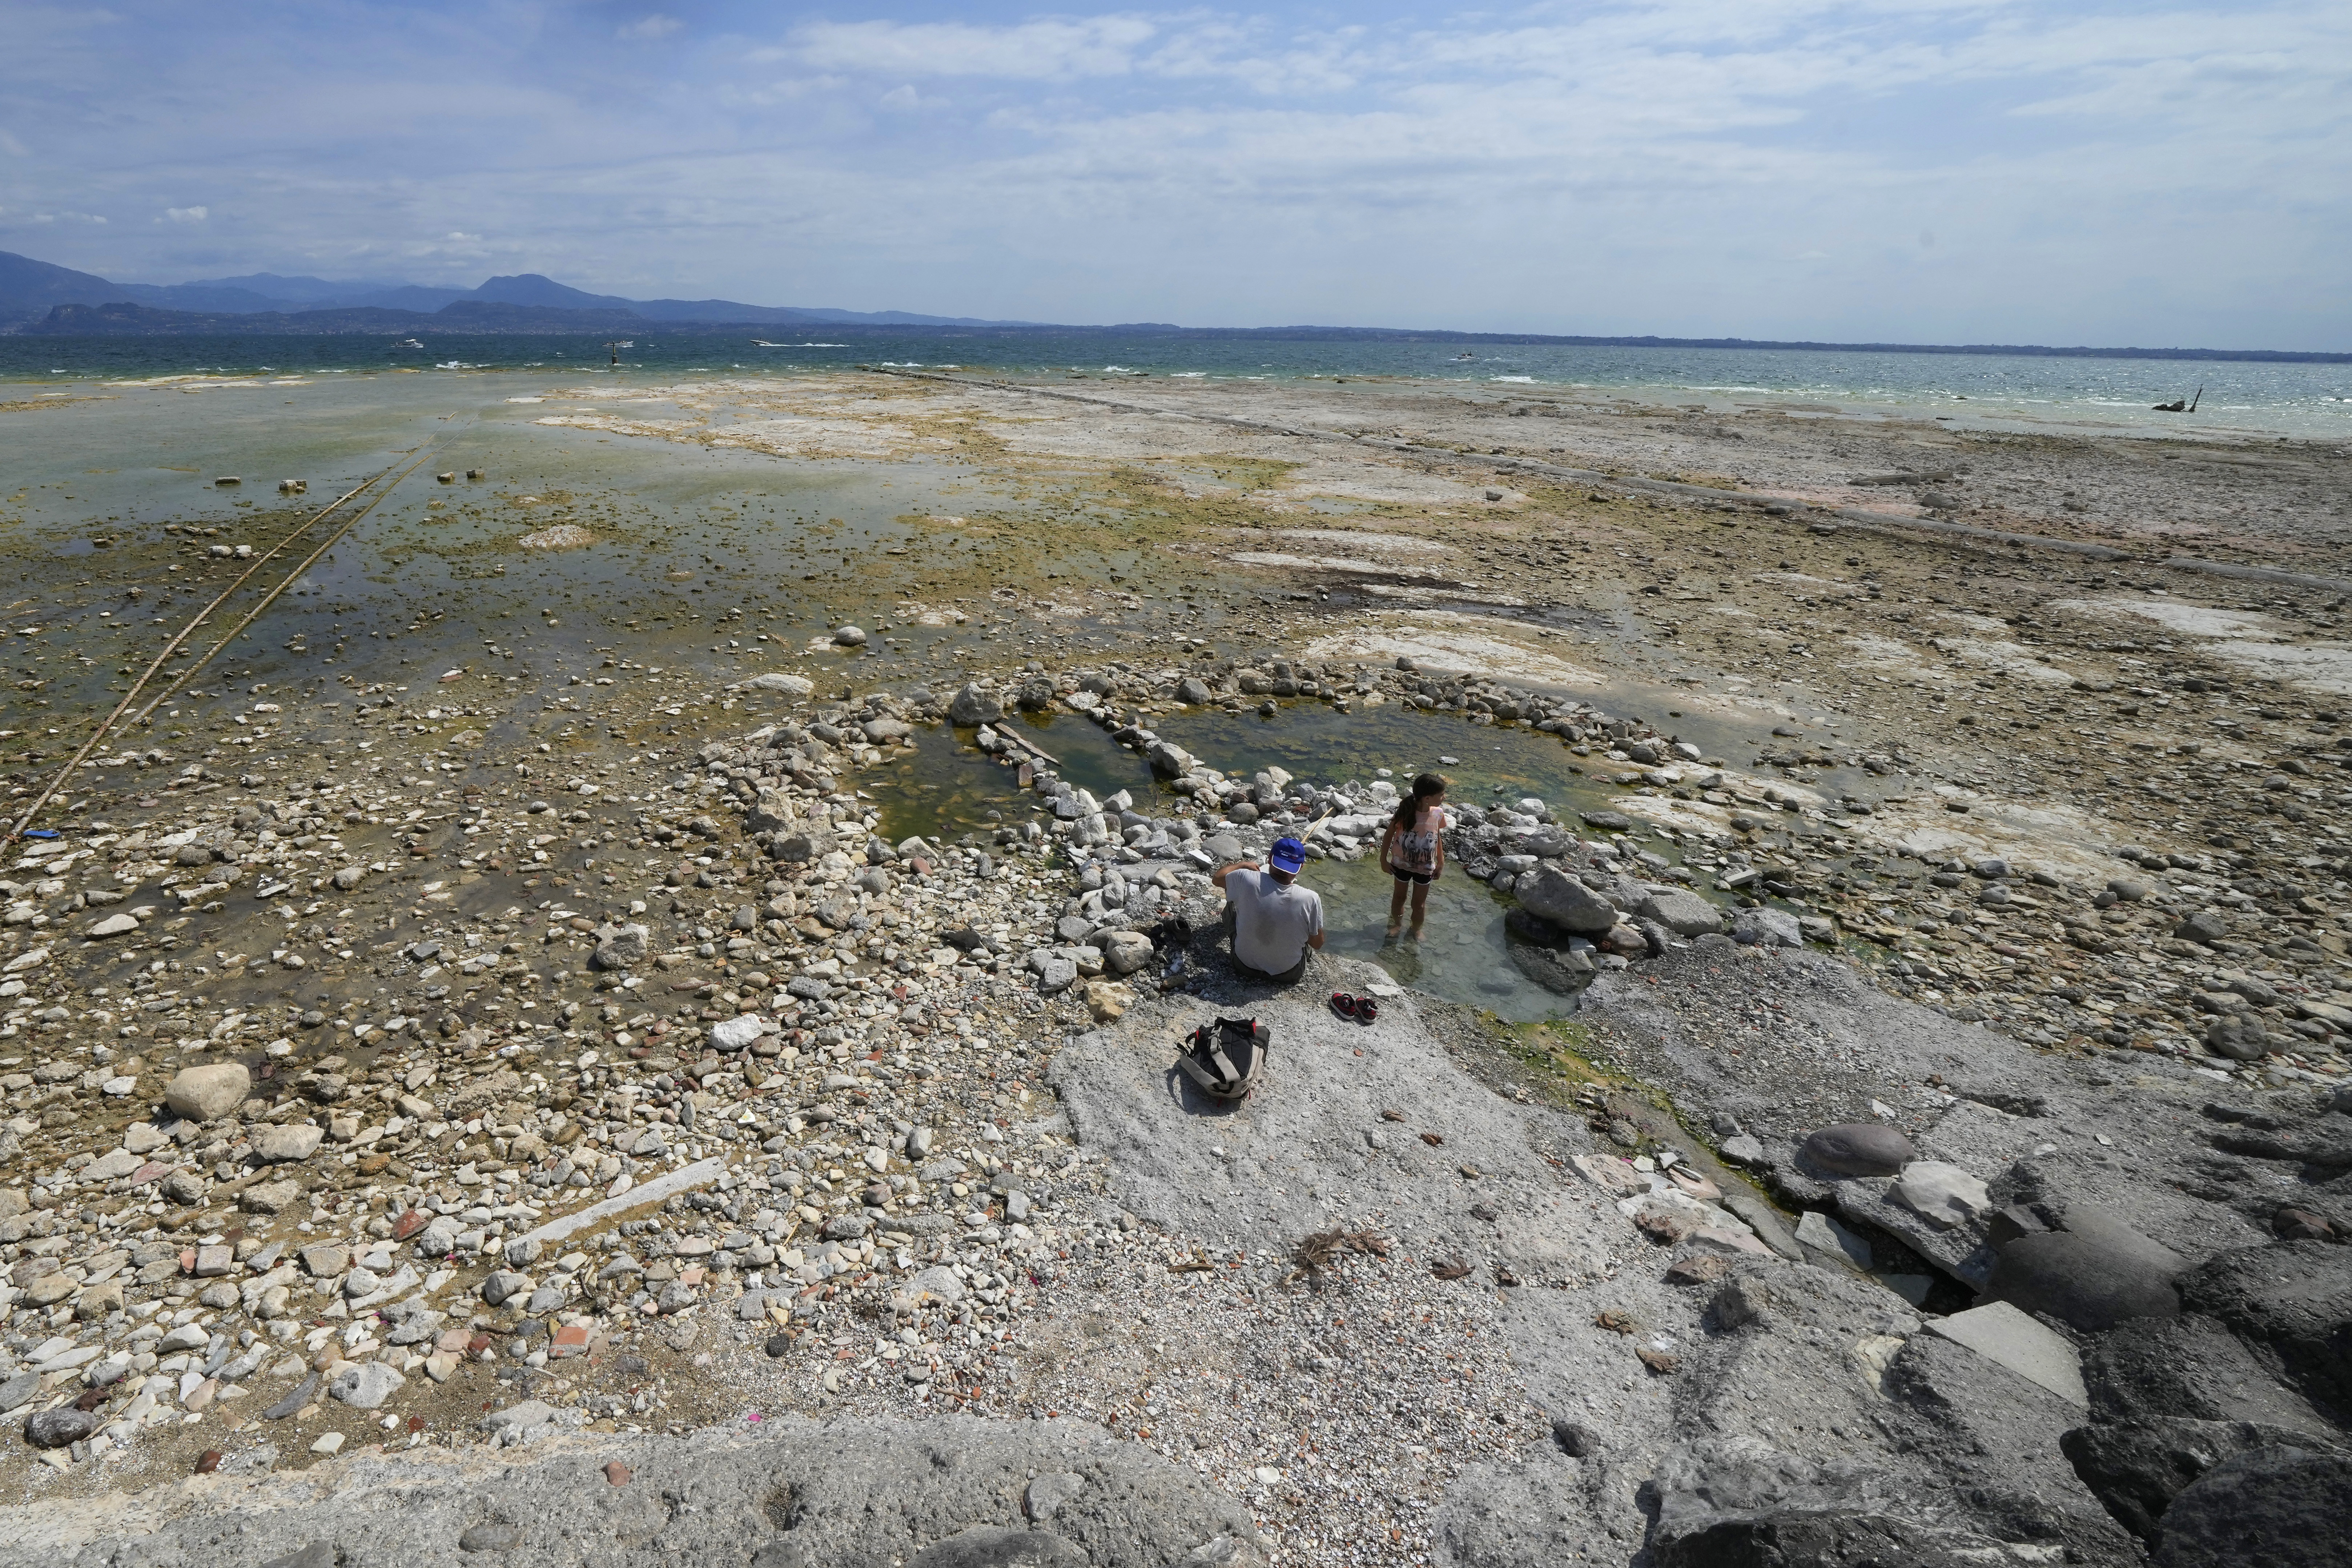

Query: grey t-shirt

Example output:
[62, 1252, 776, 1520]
[1226, 867, 1323, 973]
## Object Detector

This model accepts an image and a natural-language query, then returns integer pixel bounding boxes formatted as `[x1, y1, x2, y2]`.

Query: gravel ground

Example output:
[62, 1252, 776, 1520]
[0, 374, 2348, 1564]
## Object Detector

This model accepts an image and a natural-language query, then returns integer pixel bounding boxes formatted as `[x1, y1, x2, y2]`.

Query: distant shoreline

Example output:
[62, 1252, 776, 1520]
[8, 300, 2347, 364]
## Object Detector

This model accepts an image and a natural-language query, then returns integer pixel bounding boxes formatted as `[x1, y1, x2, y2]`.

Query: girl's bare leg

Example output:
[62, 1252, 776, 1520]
[1408, 881, 1431, 937]
[1386, 879, 1407, 938]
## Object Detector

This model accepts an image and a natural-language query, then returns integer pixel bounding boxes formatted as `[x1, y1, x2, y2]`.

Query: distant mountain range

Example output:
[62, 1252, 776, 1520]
[0, 249, 1024, 332]
[3, 248, 2345, 361]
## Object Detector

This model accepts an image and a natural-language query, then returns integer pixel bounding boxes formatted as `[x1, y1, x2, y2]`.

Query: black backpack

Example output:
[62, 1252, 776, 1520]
[1178, 1017, 1269, 1101]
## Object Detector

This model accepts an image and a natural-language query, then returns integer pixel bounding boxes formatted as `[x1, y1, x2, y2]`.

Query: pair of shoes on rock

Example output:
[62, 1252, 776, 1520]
[1328, 992, 1380, 1024]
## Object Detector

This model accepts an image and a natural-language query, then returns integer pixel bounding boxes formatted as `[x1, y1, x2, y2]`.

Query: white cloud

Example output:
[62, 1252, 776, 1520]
[785, 16, 1159, 80]
[165, 205, 207, 222]
[2, 1, 2345, 345]
[619, 14, 681, 42]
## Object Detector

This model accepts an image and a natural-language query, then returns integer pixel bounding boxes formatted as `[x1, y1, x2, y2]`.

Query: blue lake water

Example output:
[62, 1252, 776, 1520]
[5, 329, 2347, 440]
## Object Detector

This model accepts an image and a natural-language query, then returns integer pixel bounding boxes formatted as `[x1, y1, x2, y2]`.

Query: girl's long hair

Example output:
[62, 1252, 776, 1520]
[1391, 771, 1449, 829]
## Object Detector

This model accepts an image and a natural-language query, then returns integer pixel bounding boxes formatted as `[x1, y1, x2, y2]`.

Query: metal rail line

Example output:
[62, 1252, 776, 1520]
[5, 442, 441, 843]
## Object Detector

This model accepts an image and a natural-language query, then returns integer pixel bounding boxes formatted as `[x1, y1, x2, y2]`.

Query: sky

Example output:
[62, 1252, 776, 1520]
[5, 1, 2348, 346]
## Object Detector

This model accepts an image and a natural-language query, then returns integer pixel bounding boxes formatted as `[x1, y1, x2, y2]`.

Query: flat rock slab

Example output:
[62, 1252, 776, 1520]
[1793, 1208, 1872, 1270]
[1927, 1301, 2087, 1407]
[1049, 956, 1620, 1284]
[0, 1415, 1263, 1567]
[1830, 1175, 1998, 1291]
[519, 1157, 728, 1248]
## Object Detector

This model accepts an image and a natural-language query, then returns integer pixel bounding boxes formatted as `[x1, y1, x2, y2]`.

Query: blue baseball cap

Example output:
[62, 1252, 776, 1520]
[1269, 836, 1307, 873]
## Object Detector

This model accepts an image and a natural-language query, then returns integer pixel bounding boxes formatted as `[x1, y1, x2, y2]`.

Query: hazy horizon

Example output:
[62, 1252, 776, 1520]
[8, 1, 2349, 349]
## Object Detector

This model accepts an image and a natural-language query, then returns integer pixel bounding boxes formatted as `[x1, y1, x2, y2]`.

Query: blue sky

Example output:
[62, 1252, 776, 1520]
[5, 1, 2348, 345]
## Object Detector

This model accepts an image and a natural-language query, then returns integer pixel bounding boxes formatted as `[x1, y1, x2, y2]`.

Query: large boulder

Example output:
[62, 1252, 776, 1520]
[1645, 1436, 2022, 1568]
[1985, 1216, 2185, 1332]
[1145, 740, 1195, 779]
[1637, 888, 1726, 937]
[2149, 1445, 2352, 1568]
[1800, 1122, 1915, 1177]
[2085, 1313, 2336, 1432]
[948, 683, 1003, 725]
[2177, 1241, 2352, 1417]
[2059, 1418, 2307, 1545]
[1509, 941, 1593, 995]
[1515, 868, 1617, 934]
[164, 1063, 251, 1123]
[1732, 907, 1804, 948]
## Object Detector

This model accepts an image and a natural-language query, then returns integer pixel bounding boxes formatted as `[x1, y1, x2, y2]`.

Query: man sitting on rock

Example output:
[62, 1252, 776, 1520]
[1213, 835, 1324, 984]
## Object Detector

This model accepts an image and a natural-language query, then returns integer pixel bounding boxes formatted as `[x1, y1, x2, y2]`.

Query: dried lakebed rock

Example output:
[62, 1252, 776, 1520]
[0, 661, 2345, 1566]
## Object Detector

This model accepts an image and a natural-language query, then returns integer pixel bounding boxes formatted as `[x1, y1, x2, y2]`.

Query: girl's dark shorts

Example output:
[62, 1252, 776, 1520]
[1389, 867, 1436, 885]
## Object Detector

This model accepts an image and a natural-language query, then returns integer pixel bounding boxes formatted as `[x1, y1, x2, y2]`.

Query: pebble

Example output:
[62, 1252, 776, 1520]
[25, 1407, 98, 1449]
[328, 1361, 406, 1411]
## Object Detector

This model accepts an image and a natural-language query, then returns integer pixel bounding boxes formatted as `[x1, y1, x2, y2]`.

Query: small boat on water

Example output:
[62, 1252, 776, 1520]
[393, 338, 424, 349]
[2153, 386, 2202, 413]
[1454, 351, 1475, 360]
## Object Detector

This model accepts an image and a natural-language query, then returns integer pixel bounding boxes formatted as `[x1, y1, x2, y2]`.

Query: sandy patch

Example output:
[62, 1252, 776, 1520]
[1838, 633, 1954, 686]
[1842, 792, 2134, 885]
[2051, 597, 2275, 640]
[1251, 528, 1452, 555]
[1935, 611, 2011, 634]
[1226, 551, 1451, 579]
[1300, 610, 1603, 689]
[1276, 460, 1497, 507]
[1926, 635, 2080, 685]
[532, 407, 945, 460]
[515, 524, 595, 550]
[1362, 584, 1529, 608]
[2052, 597, 2352, 695]
[1754, 571, 1856, 592]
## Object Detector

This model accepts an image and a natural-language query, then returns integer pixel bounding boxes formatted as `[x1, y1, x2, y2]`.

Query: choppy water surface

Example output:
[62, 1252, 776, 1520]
[5, 330, 2347, 439]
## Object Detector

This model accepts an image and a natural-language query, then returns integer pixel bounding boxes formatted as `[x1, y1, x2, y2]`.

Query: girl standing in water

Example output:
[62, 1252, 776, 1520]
[1380, 772, 1450, 940]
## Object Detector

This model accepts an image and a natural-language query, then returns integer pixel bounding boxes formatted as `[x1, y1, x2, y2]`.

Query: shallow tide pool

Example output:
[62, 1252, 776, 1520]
[866, 700, 1751, 1021]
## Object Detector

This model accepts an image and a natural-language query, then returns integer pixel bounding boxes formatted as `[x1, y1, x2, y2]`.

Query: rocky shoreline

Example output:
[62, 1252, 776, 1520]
[0, 368, 2349, 1564]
